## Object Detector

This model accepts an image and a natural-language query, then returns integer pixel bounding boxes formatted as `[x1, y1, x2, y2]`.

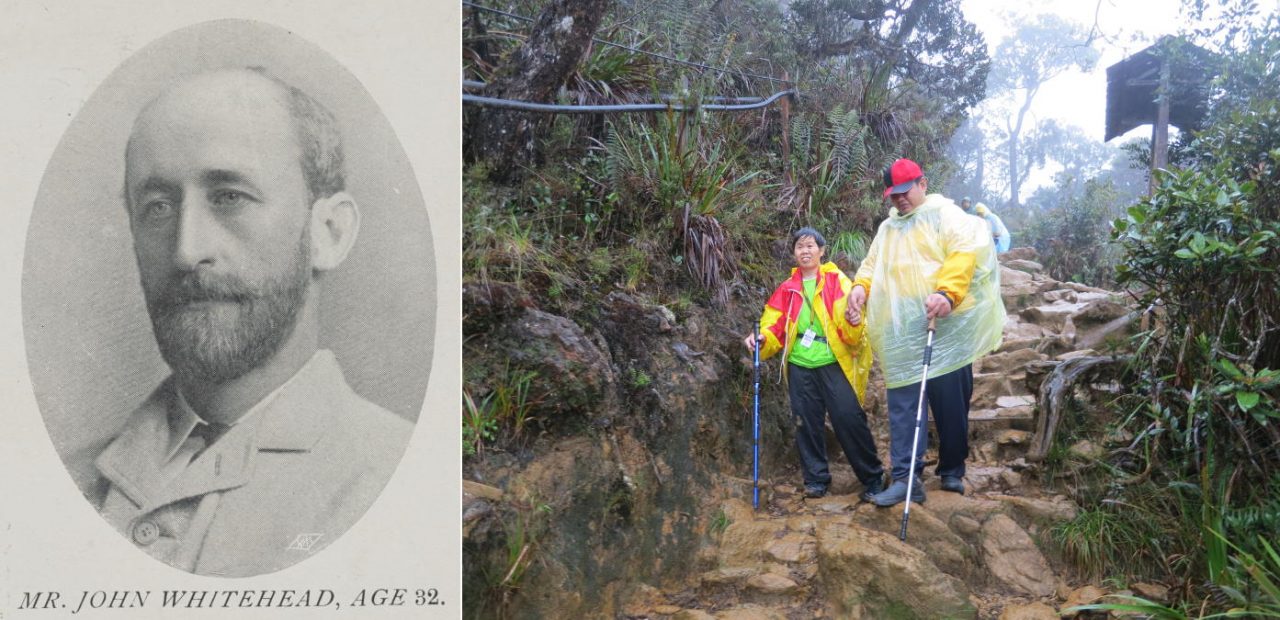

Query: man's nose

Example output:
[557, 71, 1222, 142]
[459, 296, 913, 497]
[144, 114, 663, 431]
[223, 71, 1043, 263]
[173, 199, 220, 270]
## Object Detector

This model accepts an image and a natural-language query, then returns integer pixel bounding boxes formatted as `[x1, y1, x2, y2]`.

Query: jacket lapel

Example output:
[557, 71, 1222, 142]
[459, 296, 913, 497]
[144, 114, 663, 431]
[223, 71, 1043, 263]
[96, 352, 346, 512]
[95, 381, 179, 508]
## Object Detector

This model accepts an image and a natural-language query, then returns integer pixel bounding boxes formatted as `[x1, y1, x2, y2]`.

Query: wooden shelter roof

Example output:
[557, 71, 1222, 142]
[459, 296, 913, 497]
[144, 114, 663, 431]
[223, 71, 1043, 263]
[1105, 36, 1218, 141]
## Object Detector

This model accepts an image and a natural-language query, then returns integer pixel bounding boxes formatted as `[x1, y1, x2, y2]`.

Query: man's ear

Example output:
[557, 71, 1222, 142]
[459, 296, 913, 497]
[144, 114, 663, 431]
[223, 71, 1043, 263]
[309, 191, 360, 272]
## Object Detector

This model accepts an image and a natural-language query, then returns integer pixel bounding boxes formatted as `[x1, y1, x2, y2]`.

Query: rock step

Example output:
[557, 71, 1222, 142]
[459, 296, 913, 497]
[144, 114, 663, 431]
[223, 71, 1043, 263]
[972, 372, 1033, 409]
[630, 603, 796, 620]
[975, 348, 1048, 375]
[971, 428, 1036, 466]
[693, 604, 793, 620]
[696, 564, 810, 609]
[968, 405, 1035, 430]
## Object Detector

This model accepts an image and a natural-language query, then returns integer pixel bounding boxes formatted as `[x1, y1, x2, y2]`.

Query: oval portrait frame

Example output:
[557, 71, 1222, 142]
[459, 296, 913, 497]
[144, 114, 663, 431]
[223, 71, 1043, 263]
[21, 18, 435, 575]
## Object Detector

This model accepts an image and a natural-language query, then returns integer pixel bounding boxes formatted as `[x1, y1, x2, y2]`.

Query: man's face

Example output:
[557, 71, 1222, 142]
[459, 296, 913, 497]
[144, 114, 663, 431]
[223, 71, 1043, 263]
[125, 72, 315, 385]
[889, 178, 927, 214]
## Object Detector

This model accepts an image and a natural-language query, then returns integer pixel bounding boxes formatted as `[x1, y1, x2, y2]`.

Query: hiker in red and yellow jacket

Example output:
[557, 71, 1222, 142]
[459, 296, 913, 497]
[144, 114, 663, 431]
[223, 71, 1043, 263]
[743, 227, 886, 500]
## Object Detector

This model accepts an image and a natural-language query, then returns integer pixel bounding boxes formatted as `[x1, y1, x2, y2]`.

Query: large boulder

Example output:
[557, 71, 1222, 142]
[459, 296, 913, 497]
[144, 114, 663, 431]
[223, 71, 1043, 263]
[1073, 299, 1131, 329]
[472, 307, 618, 430]
[816, 521, 975, 619]
[1001, 266, 1034, 286]
[977, 348, 1048, 375]
[718, 515, 788, 566]
[855, 504, 970, 577]
[1004, 259, 1045, 273]
[979, 514, 1057, 596]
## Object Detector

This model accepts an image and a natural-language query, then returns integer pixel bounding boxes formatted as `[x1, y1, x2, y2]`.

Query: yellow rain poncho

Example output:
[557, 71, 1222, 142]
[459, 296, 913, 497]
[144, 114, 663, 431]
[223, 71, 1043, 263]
[853, 194, 1005, 388]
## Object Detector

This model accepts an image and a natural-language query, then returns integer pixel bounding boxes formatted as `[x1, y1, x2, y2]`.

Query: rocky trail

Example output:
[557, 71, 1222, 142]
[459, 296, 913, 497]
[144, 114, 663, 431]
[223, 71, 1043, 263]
[465, 248, 1163, 619]
[613, 249, 1155, 620]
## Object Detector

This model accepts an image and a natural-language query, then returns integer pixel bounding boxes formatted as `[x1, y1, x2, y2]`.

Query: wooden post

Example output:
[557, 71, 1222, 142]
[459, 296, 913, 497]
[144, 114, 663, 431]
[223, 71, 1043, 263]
[1150, 57, 1171, 195]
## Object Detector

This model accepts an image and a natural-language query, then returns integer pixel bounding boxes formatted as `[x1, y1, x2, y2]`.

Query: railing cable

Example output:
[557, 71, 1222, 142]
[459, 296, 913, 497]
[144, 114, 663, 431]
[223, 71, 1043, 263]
[463, 88, 796, 113]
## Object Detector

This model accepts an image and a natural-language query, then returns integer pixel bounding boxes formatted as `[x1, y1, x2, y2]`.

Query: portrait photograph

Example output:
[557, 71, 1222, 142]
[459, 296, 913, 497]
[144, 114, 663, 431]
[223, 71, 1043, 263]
[1, 2, 459, 617]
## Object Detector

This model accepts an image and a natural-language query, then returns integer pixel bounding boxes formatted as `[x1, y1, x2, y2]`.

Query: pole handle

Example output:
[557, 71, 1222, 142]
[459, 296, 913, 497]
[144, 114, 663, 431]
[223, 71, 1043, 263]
[922, 315, 936, 366]
[753, 324, 760, 362]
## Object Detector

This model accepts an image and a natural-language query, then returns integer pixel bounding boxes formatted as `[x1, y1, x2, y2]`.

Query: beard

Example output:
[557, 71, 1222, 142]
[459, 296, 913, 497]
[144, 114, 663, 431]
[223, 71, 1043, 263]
[143, 232, 312, 386]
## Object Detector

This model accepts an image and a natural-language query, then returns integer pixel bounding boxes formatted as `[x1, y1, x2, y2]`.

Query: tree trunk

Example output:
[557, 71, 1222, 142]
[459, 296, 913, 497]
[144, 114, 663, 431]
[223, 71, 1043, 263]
[1008, 129, 1020, 207]
[1007, 87, 1036, 208]
[470, 0, 610, 181]
[977, 132, 985, 194]
[864, 0, 933, 111]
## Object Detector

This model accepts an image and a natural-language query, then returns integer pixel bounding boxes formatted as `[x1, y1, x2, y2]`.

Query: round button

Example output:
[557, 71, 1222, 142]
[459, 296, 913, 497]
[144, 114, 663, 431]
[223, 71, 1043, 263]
[132, 520, 161, 546]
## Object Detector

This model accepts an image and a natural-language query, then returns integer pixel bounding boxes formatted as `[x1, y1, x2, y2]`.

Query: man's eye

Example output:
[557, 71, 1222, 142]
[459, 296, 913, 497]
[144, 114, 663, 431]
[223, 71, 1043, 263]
[211, 189, 252, 208]
[142, 200, 176, 221]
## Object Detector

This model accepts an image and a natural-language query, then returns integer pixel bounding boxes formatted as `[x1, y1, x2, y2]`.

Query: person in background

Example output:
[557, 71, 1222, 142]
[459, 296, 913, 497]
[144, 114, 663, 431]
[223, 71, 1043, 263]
[743, 227, 885, 501]
[961, 196, 1011, 254]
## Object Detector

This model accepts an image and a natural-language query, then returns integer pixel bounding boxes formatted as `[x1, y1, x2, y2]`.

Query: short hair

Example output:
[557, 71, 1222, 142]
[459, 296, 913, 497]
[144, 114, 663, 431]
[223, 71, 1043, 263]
[791, 227, 826, 250]
[247, 67, 346, 203]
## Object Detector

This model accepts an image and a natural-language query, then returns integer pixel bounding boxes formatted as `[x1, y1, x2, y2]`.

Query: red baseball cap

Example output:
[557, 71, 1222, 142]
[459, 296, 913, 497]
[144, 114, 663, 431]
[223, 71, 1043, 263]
[883, 158, 923, 196]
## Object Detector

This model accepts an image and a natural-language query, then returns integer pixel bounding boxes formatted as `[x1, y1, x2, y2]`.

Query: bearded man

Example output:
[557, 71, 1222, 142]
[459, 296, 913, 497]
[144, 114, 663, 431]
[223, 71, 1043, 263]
[91, 68, 412, 577]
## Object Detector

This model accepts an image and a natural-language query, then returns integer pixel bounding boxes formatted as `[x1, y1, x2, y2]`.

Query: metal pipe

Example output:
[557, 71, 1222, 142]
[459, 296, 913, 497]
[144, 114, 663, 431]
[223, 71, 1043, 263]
[463, 88, 795, 113]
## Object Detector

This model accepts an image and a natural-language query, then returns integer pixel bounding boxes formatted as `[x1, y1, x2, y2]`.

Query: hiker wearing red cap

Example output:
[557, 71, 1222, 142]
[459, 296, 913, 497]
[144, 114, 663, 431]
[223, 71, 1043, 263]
[845, 158, 1006, 506]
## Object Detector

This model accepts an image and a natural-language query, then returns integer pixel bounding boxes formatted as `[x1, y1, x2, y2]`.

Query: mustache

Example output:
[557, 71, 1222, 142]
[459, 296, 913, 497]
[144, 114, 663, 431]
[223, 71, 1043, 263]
[149, 271, 259, 314]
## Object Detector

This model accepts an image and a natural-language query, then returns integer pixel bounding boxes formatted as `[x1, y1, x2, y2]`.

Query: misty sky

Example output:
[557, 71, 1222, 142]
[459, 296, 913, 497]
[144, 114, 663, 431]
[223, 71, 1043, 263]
[962, 0, 1187, 144]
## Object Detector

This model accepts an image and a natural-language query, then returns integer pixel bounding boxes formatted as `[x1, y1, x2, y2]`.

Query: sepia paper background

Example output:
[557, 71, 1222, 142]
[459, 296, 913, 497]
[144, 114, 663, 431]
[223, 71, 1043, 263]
[0, 1, 460, 618]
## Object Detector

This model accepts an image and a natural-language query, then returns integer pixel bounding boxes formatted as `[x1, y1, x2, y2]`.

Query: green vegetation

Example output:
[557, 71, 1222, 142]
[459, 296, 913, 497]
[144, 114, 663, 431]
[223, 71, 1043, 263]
[462, 390, 498, 457]
[709, 507, 730, 536]
[463, 366, 540, 457]
[1022, 178, 1126, 286]
[628, 368, 652, 390]
[1045, 7, 1280, 616]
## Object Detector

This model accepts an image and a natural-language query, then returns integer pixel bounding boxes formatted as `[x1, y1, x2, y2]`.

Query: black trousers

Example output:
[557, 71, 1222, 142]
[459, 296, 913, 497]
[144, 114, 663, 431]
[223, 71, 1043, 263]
[786, 362, 884, 489]
[887, 364, 973, 480]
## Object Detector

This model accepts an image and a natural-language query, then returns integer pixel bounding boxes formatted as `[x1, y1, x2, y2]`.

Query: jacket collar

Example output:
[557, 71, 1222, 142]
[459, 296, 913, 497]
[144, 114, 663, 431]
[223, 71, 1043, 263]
[783, 262, 838, 289]
[95, 350, 348, 509]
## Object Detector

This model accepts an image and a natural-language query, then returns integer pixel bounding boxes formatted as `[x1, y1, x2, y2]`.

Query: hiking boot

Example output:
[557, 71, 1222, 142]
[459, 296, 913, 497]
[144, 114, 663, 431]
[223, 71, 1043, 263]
[804, 484, 828, 498]
[870, 479, 925, 507]
[859, 474, 887, 502]
[940, 475, 965, 494]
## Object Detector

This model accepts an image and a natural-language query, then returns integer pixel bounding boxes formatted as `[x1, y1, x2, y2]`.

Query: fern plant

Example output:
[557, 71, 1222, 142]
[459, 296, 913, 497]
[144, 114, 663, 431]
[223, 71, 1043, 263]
[789, 106, 870, 214]
[600, 112, 755, 305]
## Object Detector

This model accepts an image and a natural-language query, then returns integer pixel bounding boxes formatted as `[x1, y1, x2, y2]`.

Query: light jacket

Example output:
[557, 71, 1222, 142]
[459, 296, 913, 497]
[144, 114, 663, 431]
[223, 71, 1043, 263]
[757, 261, 874, 402]
[94, 350, 413, 576]
[853, 194, 1005, 388]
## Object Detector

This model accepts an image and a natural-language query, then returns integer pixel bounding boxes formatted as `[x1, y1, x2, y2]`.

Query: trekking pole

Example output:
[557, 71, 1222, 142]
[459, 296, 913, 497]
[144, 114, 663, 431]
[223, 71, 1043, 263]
[752, 324, 761, 511]
[900, 316, 937, 541]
